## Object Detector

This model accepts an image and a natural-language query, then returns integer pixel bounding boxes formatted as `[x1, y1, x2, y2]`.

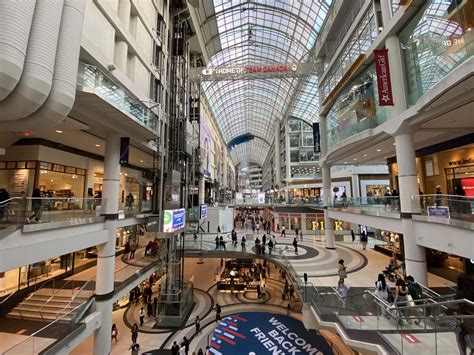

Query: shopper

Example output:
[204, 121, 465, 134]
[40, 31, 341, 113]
[262, 233, 266, 245]
[393, 279, 409, 321]
[182, 336, 190, 355]
[129, 342, 140, 355]
[351, 229, 356, 243]
[219, 235, 226, 250]
[195, 315, 201, 334]
[281, 225, 286, 237]
[256, 222, 260, 234]
[147, 300, 153, 318]
[139, 307, 145, 326]
[215, 235, 219, 249]
[129, 240, 137, 259]
[215, 303, 221, 322]
[293, 237, 298, 254]
[171, 341, 180, 355]
[111, 323, 118, 343]
[131, 323, 138, 344]
[295, 227, 299, 238]
[241, 236, 246, 252]
[197, 348, 204, 355]
[338, 259, 347, 284]
[126, 193, 134, 210]
[0, 188, 10, 221]
[299, 230, 303, 241]
[26, 188, 43, 223]
[268, 239, 274, 255]
[360, 230, 368, 250]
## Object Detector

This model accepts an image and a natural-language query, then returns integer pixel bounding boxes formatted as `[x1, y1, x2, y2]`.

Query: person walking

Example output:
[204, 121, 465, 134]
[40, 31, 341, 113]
[219, 235, 226, 250]
[262, 233, 266, 245]
[111, 323, 118, 343]
[126, 193, 134, 211]
[268, 239, 274, 255]
[129, 240, 137, 259]
[299, 230, 303, 241]
[281, 225, 286, 237]
[293, 237, 298, 254]
[182, 336, 190, 355]
[215, 303, 221, 322]
[124, 240, 131, 260]
[26, 188, 43, 223]
[215, 235, 219, 249]
[171, 341, 180, 355]
[241, 236, 246, 252]
[351, 229, 356, 243]
[131, 323, 138, 344]
[139, 307, 145, 326]
[360, 230, 368, 250]
[195, 315, 201, 334]
[338, 259, 347, 285]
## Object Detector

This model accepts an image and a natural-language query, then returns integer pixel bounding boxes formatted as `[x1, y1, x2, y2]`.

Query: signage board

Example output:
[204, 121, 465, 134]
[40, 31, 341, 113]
[257, 193, 265, 204]
[312, 122, 320, 153]
[201, 64, 298, 76]
[163, 208, 186, 232]
[200, 116, 212, 177]
[200, 204, 207, 219]
[374, 49, 394, 106]
[427, 206, 450, 218]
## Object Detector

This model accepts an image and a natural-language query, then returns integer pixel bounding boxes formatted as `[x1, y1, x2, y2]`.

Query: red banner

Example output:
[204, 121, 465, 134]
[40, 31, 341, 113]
[374, 49, 394, 106]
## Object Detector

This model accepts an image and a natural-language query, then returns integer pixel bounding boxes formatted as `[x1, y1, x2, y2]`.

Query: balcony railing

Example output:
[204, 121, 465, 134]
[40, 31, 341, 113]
[77, 62, 160, 134]
[411, 194, 474, 224]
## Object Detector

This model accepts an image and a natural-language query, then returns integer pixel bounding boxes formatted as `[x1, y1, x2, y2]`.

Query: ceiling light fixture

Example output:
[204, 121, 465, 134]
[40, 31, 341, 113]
[95, 144, 101, 147]
[363, 154, 368, 157]
[376, 149, 381, 152]
[55, 130, 63, 133]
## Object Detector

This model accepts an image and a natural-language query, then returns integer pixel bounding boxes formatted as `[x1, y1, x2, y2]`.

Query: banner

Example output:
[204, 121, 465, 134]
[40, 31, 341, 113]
[200, 204, 207, 219]
[200, 116, 212, 177]
[120, 137, 130, 164]
[209, 312, 334, 355]
[257, 193, 265, 204]
[374, 49, 394, 106]
[312, 122, 320, 153]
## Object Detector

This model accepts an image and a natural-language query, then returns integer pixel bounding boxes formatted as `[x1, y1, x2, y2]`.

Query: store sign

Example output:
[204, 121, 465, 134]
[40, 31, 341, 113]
[448, 157, 473, 166]
[427, 206, 450, 218]
[200, 204, 207, 219]
[201, 64, 298, 76]
[163, 208, 186, 232]
[311, 220, 345, 231]
[312, 122, 320, 153]
[374, 49, 394, 106]
[257, 193, 265, 204]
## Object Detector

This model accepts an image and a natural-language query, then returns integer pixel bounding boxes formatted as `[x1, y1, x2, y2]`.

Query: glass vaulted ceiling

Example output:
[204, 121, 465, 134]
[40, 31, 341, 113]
[200, 0, 331, 167]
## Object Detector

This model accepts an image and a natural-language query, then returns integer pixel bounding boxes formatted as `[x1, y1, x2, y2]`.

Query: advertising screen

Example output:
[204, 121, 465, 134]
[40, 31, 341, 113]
[200, 204, 207, 219]
[163, 208, 186, 232]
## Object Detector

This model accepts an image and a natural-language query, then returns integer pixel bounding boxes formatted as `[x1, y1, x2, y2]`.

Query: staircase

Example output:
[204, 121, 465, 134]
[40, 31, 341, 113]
[7, 288, 91, 322]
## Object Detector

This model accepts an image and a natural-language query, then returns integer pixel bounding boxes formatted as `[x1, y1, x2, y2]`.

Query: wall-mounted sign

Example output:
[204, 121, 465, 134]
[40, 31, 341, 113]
[374, 49, 394, 106]
[200, 204, 207, 219]
[163, 208, 186, 232]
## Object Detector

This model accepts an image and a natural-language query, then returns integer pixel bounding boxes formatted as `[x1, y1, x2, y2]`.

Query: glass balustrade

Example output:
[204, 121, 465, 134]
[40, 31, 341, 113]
[411, 194, 474, 223]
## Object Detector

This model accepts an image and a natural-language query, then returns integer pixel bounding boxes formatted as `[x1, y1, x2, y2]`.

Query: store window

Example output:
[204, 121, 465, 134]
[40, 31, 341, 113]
[0, 161, 36, 197]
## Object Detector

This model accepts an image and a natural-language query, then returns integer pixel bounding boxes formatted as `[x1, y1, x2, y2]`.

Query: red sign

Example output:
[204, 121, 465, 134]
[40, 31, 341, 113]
[279, 213, 289, 217]
[245, 65, 295, 73]
[374, 49, 394, 106]
[401, 334, 421, 344]
[461, 178, 474, 197]
[290, 213, 301, 218]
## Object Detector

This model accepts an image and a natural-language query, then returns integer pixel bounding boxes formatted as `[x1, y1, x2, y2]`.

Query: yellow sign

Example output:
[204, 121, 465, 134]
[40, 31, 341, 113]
[311, 220, 345, 231]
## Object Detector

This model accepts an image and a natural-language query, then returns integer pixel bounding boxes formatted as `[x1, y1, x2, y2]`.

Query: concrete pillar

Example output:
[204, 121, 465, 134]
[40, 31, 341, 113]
[386, 36, 407, 111]
[198, 176, 205, 204]
[118, 0, 131, 28]
[322, 164, 335, 249]
[380, 0, 392, 29]
[114, 40, 128, 74]
[274, 123, 281, 186]
[94, 134, 121, 355]
[395, 132, 427, 285]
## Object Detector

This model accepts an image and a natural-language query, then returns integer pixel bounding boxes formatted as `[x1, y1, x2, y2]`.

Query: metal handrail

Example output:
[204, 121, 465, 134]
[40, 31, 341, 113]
[54, 280, 93, 320]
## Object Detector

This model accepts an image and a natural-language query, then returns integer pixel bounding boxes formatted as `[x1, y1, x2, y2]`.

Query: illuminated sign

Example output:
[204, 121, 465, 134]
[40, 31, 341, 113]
[201, 64, 298, 76]
[311, 220, 345, 231]
[163, 208, 186, 232]
[200, 204, 207, 219]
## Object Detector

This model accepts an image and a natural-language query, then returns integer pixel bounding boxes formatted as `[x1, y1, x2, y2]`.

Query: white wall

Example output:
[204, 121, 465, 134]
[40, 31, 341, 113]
[83, 1, 116, 61]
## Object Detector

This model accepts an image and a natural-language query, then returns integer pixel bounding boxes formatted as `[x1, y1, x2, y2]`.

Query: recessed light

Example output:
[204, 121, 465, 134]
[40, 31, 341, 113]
[363, 154, 368, 157]
[376, 149, 381, 152]
[55, 130, 63, 133]
[140, 160, 144, 163]
[393, 143, 396, 146]
[344, 161, 348, 164]
[125, 173, 128, 176]
[353, 158, 357, 161]
[95, 144, 101, 147]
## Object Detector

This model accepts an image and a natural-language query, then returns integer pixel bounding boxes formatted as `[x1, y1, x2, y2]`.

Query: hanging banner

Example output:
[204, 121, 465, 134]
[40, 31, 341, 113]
[374, 49, 394, 106]
[312, 122, 320, 153]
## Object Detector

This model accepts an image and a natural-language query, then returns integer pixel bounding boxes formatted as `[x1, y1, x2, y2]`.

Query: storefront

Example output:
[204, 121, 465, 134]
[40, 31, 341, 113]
[274, 208, 350, 233]
[388, 137, 474, 197]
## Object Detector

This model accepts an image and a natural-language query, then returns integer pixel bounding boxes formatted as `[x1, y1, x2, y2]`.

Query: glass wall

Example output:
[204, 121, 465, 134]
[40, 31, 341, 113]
[326, 65, 391, 147]
[400, 0, 474, 106]
[287, 119, 318, 164]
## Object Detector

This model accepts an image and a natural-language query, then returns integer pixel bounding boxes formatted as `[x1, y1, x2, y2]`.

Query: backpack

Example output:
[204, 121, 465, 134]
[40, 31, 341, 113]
[408, 282, 423, 300]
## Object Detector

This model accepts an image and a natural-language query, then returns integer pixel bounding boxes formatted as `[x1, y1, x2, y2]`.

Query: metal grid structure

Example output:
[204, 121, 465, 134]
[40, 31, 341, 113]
[193, 0, 332, 167]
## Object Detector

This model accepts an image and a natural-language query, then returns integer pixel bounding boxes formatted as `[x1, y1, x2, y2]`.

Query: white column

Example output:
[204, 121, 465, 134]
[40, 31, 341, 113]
[198, 176, 205, 204]
[93, 134, 120, 355]
[274, 123, 281, 186]
[380, 0, 392, 29]
[386, 34, 427, 285]
[322, 164, 335, 249]
[118, 0, 131, 28]
[114, 40, 128, 74]
[395, 132, 427, 285]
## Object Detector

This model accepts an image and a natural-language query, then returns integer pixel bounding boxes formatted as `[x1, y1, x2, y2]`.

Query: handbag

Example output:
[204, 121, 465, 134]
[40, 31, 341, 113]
[406, 294, 415, 307]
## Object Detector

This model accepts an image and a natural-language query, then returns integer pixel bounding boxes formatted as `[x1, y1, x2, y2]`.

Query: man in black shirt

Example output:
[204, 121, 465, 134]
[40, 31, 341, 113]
[171, 341, 179, 355]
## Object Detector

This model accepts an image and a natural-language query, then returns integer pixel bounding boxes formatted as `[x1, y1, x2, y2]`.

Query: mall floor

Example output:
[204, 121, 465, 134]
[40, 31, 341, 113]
[66, 230, 454, 355]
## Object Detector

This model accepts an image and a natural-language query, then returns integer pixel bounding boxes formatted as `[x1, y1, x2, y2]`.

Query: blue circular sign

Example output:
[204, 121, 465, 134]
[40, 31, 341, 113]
[210, 312, 334, 354]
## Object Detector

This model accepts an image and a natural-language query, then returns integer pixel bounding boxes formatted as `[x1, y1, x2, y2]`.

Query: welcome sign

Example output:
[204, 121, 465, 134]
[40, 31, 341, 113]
[209, 312, 333, 355]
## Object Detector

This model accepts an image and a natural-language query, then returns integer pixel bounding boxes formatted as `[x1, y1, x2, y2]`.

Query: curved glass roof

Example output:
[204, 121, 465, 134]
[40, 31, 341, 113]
[198, 0, 331, 167]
